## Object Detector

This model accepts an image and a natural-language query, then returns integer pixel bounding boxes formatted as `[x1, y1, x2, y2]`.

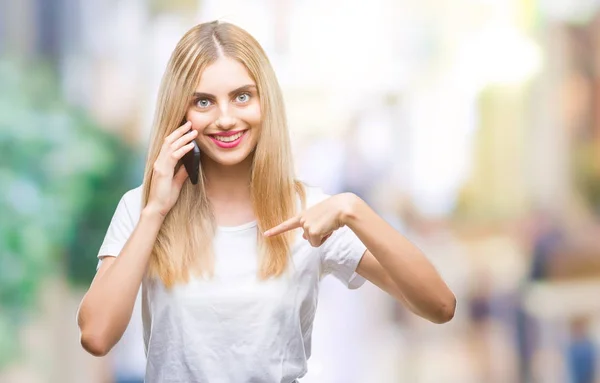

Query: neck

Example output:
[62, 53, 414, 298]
[201, 155, 253, 202]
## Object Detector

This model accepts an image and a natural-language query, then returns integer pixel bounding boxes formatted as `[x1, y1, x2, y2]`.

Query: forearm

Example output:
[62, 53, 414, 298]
[77, 207, 164, 355]
[343, 194, 456, 323]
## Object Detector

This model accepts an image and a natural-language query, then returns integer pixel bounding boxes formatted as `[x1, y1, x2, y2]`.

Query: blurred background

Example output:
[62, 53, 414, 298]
[1, 0, 600, 382]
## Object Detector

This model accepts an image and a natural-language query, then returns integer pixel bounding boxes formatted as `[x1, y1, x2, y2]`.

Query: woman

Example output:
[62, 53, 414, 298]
[77, 20, 456, 382]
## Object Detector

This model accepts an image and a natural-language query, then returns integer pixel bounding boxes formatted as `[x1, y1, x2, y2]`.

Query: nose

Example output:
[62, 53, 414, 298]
[215, 105, 236, 130]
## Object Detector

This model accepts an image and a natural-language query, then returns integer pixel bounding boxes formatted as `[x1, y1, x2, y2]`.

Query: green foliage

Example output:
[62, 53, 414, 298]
[0, 58, 142, 366]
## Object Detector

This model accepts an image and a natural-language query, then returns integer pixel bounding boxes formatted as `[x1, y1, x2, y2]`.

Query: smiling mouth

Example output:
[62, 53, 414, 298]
[208, 130, 248, 149]
[210, 130, 246, 143]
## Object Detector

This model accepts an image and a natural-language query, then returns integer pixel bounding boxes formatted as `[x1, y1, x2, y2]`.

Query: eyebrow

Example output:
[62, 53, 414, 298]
[192, 84, 257, 99]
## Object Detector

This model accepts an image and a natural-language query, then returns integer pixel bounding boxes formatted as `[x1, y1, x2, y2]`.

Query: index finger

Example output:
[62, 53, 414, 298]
[164, 121, 192, 145]
[263, 216, 301, 237]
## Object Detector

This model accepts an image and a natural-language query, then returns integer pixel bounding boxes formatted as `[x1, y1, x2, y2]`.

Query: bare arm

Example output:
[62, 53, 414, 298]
[355, 249, 432, 319]
[265, 192, 456, 324]
[76, 121, 198, 356]
[76, 208, 164, 356]
[346, 195, 456, 324]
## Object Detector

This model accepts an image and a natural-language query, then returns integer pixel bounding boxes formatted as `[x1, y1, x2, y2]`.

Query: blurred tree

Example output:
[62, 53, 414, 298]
[0, 58, 140, 367]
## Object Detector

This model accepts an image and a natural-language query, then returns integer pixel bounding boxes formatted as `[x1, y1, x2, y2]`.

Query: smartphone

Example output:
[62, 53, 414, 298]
[181, 128, 201, 185]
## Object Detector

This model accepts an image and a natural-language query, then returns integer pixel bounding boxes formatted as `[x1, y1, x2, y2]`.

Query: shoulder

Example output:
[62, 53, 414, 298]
[118, 184, 144, 217]
[122, 184, 143, 205]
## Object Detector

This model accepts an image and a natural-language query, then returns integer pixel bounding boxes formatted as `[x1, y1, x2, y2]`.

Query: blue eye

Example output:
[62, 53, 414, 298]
[236, 93, 250, 103]
[196, 99, 212, 108]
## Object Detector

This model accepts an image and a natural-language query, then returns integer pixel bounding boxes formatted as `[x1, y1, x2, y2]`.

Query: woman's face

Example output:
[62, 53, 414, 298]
[186, 56, 261, 168]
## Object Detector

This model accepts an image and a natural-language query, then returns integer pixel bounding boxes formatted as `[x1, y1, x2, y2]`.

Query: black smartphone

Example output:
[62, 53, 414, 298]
[181, 128, 200, 185]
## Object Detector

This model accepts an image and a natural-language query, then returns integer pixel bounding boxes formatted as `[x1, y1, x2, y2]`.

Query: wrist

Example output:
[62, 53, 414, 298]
[339, 192, 363, 227]
[142, 205, 167, 222]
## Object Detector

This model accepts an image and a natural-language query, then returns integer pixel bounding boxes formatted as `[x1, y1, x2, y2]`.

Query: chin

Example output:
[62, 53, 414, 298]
[208, 150, 254, 167]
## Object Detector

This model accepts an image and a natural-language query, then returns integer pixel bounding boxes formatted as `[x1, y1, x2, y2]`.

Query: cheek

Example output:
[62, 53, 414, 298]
[186, 111, 214, 132]
[240, 104, 262, 126]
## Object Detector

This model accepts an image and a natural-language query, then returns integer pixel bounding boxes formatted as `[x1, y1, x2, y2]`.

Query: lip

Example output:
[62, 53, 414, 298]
[210, 130, 246, 137]
[209, 130, 247, 149]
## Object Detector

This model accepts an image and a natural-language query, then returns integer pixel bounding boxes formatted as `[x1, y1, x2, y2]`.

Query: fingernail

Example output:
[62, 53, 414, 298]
[263, 231, 270, 236]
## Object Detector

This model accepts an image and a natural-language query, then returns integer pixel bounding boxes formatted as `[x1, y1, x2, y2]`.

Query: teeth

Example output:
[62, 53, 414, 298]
[214, 132, 243, 142]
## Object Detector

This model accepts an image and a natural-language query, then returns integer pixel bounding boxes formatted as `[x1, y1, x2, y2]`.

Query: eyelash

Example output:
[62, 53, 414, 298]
[194, 92, 252, 109]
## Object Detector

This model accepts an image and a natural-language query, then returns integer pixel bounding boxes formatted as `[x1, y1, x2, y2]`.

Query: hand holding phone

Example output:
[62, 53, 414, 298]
[146, 122, 198, 216]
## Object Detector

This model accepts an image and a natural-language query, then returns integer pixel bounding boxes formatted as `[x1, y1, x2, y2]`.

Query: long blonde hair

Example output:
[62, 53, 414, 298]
[141, 21, 305, 287]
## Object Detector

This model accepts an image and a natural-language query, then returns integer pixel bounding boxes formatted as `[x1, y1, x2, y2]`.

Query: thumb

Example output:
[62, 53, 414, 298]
[173, 165, 189, 187]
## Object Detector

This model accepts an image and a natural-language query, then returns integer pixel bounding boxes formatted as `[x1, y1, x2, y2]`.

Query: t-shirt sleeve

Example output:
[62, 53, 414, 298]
[96, 190, 138, 269]
[319, 225, 368, 289]
[305, 186, 367, 289]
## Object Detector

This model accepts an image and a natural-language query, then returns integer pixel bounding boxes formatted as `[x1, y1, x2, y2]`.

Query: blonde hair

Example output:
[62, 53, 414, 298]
[141, 21, 305, 287]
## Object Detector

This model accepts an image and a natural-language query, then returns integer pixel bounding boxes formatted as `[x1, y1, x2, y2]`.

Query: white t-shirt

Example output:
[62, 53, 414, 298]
[97, 184, 367, 383]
